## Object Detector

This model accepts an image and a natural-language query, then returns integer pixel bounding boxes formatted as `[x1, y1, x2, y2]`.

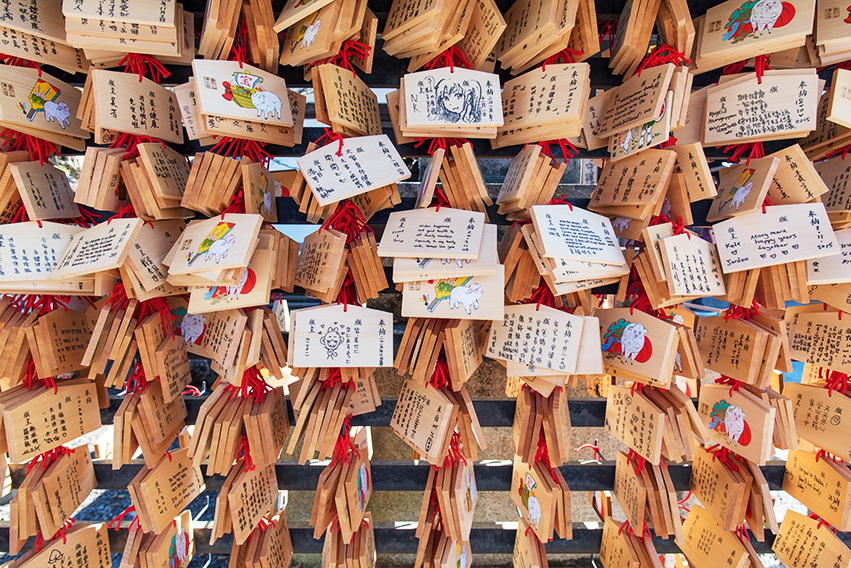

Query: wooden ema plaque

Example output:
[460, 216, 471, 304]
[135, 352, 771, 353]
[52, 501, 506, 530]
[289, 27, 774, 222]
[296, 134, 410, 207]
[136, 448, 205, 534]
[378, 207, 486, 260]
[389, 379, 457, 465]
[713, 203, 840, 273]
[774, 510, 851, 568]
[783, 449, 851, 531]
[605, 385, 665, 464]
[486, 304, 585, 373]
[89, 70, 184, 145]
[697, 384, 775, 465]
[3, 380, 101, 463]
[680, 505, 749, 568]
[784, 382, 851, 461]
[289, 304, 393, 368]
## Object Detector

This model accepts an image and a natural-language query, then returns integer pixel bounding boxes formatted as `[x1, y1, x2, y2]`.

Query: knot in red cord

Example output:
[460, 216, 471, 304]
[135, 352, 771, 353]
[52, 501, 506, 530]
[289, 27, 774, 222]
[128, 361, 148, 395]
[825, 370, 850, 397]
[534, 429, 560, 483]
[541, 46, 583, 71]
[309, 40, 373, 77]
[221, 189, 247, 219]
[103, 282, 131, 311]
[321, 200, 372, 246]
[120, 53, 171, 83]
[432, 187, 451, 211]
[136, 297, 176, 337]
[723, 142, 764, 165]
[413, 137, 468, 156]
[210, 137, 272, 168]
[428, 349, 451, 390]
[723, 301, 759, 322]
[236, 434, 256, 471]
[525, 280, 556, 311]
[649, 214, 672, 227]
[240, 366, 272, 403]
[715, 375, 746, 397]
[423, 46, 470, 73]
[635, 45, 691, 76]
[331, 414, 361, 466]
[315, 128, 345, 157]
[656, 135, 678, 149]
[228, 21, 250, 68]
[547, 193, 573, 209]
[319, 368, 346, 391]
[335, 270, 359, 312]
[537, 139, 578, 163]
[671, 216, 690, 238]
[708, 444, 740, 472]
[109, 132, 165, 161]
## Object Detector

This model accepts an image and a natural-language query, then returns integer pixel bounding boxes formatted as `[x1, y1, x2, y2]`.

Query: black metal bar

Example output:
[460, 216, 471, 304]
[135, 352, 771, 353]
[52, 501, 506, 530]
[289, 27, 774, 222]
[0, 525, 800, 555]
[6, 461, 788, 492]
[99, 397, 623, 428]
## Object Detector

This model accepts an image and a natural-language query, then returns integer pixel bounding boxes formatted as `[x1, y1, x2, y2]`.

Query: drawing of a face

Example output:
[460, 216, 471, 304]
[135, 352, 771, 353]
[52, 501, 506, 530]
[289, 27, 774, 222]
[443, 85, 465, 114]
[320, 326, 343, 358]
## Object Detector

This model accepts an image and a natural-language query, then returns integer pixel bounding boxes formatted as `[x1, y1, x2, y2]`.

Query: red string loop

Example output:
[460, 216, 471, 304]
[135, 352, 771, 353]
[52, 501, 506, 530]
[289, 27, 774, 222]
[723, 141, 765, 165]
[308, 40, 372, 77]
[597, 20, 619, 49]
[413, 137, 468, 157]
[0, 129, 58, 165]
[423, 46, 470, 73]
[120, 53, 171, 83]
[109, 132, 166, 161]
[0, 54, 41, 75]
[635, 45, 691, 76]
[537, 139, 578, 163]
[428, 349, 451, 390]
[209, 137, 272, 168]
[314, 128, 345, 157]
[541, 46, 583, 71]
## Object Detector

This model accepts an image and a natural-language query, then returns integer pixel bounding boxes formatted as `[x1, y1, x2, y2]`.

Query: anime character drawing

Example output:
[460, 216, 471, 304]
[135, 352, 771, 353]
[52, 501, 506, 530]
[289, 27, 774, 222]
[18, 78, 71, 129]
[412, 76, 484, 124]
[723, 0, 796, 41]
[601, 318, 653, 365]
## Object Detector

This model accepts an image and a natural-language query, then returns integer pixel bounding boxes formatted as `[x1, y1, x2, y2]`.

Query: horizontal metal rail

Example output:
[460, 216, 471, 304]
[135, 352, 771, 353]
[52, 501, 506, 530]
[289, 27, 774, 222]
[0, 524, 814, 555]
[9, 461, 788, 492]
[100, 396, 635, 428]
